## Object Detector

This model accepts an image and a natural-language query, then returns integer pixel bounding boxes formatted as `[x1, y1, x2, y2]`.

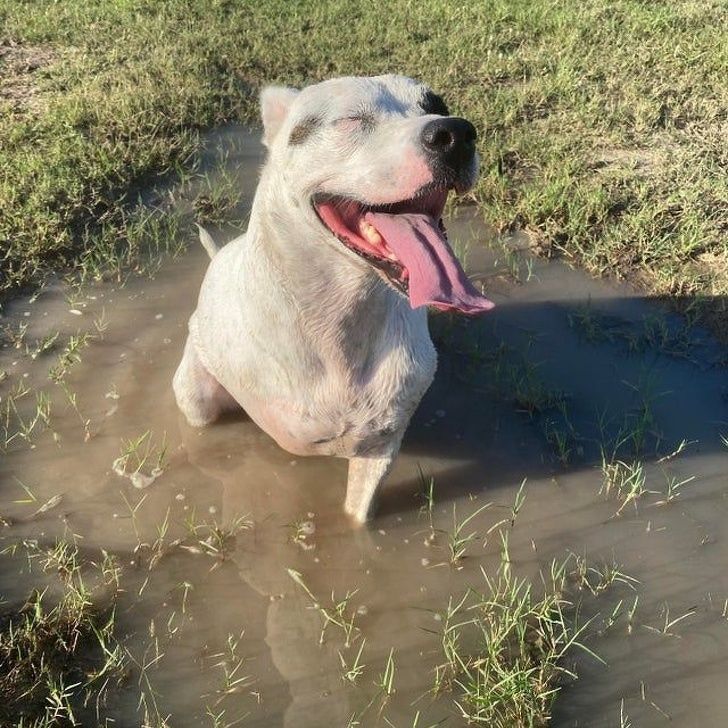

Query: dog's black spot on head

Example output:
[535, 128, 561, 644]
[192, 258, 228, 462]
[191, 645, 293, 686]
[289, 116, 321, 145]
[420, 90, 449, 117]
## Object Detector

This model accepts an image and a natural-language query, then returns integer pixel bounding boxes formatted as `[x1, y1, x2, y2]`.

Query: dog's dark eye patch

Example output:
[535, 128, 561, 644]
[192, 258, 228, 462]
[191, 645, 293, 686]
[420, 90, 449, 117]
[289, 116, 322, 146]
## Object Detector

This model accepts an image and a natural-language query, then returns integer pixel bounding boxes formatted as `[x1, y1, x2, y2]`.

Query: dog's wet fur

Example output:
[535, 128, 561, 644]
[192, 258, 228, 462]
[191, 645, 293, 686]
[173, 75, 493, 523]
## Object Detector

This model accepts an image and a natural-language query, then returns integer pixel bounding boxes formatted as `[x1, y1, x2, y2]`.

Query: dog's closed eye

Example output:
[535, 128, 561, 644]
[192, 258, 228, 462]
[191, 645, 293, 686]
[333, 114, 377, 132]
[333, 114, 376, 132]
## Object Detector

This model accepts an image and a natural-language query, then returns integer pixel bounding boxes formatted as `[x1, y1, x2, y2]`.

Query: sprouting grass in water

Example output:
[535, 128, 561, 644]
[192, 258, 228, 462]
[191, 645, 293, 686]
[435, 557, 601, 727]
[47, 331, 96, 441]
[642, 603, 696, 638]
[600, 456, 648, 516]
[620, 699, 632, 728]
[181, 511, 252, 565]
[495, 247, 534, 284]
[543, 419, 573, 466]
[203, 630, 254, 708]
[595, 371, 665, 464]
[382, 712, 444, 728]
[287, 569, 360, 647]
[434, 482, 527, 568]
[286, 517, 316, 551]
[11, 476, 63, 520]
[1, 382, 53, 451]
[48, 332, 94, 383]
[26, 331, 60, 360]
[375, 647, 397, 699]
[542, 401, 583, 467]
[570, 553, 639, 597]
[0, 322, 29, 349]
[432, 484, 635, 726]
[445, 501, 493, 567]
[205, 706, 249, 728]
[1, 326, 100, 451]
[620, 373, 665, 456]
[125, 622, 172, 728]
[113, 430, 169, 489]
[56, 380, 93, 442]
[654, 471, 696, 506]
[418, 467, 437, 539]
[568, 300, 614, 344]
[436, 559, 599, 728]
[511, 362, 566, 417]
[339, 638, 367, 685]
[0, 540, 125, 726]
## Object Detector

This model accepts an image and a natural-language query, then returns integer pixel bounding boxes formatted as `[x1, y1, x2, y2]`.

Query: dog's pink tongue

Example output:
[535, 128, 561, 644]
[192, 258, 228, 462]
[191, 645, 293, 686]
[364, 212, 495, 314]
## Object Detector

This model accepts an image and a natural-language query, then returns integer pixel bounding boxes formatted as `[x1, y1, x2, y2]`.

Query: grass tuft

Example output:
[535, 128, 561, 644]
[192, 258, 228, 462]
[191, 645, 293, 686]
[437, 558, 597, 727]
[0, 541, 125, 726]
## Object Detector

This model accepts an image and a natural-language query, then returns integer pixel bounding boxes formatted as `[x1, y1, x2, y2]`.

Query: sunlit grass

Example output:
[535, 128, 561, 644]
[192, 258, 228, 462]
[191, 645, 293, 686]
[0, 0, 725, 335]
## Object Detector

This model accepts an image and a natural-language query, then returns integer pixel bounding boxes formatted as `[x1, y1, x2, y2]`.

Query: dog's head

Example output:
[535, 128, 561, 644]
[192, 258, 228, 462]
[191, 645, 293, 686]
[259, 75, 494, 314]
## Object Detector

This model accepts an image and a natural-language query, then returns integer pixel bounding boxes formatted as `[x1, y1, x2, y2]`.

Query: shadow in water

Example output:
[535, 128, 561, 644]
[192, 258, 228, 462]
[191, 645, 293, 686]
[378, 289, 727, 518]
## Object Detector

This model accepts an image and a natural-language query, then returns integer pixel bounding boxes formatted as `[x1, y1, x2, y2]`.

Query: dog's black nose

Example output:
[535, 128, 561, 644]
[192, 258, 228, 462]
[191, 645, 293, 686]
[420, 117, 477, 170]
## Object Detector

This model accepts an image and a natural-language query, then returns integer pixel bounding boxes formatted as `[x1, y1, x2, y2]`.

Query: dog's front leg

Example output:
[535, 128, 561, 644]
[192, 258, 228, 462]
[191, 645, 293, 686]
[345, 440, 402, 523]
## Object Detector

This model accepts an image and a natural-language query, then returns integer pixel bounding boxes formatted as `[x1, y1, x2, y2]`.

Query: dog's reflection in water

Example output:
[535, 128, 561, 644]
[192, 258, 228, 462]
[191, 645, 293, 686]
[181, 416, 381, 726]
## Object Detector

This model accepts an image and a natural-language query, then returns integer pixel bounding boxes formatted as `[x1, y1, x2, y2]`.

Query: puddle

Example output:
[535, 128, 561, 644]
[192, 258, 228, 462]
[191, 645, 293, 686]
[1, 126, 727, 727]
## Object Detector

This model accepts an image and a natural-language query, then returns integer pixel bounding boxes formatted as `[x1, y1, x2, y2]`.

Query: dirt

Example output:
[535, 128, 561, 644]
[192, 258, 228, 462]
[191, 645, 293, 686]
[0, 42, 58, 114]
[0, 126, 727, 727]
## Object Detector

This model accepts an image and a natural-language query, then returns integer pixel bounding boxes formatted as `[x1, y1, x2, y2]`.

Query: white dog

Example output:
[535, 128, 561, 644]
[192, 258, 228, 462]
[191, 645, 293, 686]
[173, 75, 494, 523]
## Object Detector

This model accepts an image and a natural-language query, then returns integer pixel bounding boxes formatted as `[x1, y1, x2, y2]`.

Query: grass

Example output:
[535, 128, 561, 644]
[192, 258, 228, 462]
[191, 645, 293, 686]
[1, 384, 53, 452]
[600, 458, 648, 515]
[191, 159, 246, 226]
[375, 647, 397, 699]
[112, 429, 169, 490]
[339, 638, 367, 685]
[642, 602, 696, 638]
[0, 317, 101, 453]
[287, 568, 360, 647]
[444, 501, 493, 567]
[435, 548, 640, 726]
[425, 487, 642, 727]
[0, 517, 254, 725]
[0, 540, 125, 726]
[568, 301, 702, 361]
[1, 0, 727, 337]
[181, 511, 252, 565]
[436, 559, 597, 727]
[203, 630, 254, 709]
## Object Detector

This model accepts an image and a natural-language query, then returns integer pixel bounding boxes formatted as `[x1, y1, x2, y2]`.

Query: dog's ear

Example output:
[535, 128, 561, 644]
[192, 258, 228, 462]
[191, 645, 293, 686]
[260, 86, 299, 148]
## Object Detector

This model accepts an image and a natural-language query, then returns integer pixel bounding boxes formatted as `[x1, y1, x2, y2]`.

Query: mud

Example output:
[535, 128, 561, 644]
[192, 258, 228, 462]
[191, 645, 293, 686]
[1, 126, 726, 727]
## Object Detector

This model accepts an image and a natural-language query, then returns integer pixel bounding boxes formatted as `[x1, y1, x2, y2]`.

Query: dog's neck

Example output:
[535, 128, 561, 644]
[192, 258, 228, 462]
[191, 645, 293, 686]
[247, 178, 414, 378]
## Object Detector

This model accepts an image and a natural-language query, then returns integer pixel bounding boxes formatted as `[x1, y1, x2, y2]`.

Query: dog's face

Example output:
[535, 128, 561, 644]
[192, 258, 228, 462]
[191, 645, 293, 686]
[259, 75, 494, 315]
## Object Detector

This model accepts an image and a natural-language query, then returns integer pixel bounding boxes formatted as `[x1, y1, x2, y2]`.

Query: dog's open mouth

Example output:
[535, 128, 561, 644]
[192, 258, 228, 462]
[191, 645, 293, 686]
[313, 189, 495, 314]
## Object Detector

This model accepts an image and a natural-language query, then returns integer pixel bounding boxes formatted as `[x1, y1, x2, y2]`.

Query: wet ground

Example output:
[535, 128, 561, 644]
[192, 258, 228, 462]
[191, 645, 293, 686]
[1, 127, 727, 727]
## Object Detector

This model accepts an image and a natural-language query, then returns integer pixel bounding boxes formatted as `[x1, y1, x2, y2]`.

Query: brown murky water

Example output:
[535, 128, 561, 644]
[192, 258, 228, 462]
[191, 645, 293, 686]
[1, 127, 727, 727]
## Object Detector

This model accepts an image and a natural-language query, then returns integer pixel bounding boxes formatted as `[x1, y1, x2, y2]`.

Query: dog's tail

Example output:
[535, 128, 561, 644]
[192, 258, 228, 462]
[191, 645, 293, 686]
[196, 224, 221, 259]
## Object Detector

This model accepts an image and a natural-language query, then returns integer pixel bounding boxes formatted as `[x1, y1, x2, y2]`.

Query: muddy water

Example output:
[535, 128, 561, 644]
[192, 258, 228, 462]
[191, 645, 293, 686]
[1, 127, 727, 727]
